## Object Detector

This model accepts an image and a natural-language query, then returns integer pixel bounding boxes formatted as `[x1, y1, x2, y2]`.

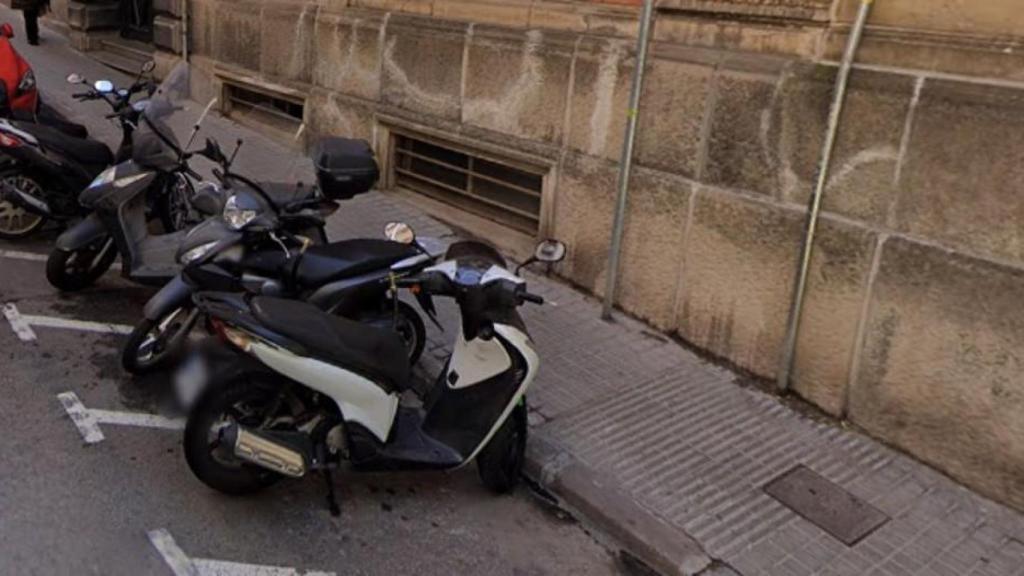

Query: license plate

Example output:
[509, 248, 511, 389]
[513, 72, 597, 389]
[174, 352, 209, 410]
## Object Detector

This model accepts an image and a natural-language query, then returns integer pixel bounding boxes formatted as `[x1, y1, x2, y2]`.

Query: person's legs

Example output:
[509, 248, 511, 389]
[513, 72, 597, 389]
[24, 8, 39, 45]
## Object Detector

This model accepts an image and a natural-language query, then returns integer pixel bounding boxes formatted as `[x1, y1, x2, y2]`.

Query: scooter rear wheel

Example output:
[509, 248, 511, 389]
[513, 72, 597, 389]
[46, 239, 117, 292]
[0, 174, 46, 239]
[184, 376, 288, 495]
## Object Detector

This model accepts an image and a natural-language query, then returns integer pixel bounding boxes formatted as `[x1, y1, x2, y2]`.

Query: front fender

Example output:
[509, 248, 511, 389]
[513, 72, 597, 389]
[143, 275, 193, 321]
[55, 212, 107, 251]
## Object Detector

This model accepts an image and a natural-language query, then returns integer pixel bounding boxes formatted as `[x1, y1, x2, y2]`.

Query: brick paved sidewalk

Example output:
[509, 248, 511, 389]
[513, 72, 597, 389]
[30, 15, 1024, 576]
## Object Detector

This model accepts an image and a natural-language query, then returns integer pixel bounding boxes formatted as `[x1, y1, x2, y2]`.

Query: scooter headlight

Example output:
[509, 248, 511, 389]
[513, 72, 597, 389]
[222, 195, 257, 230]
[17, 70, 35, 94]
[179, 241, 218, 265]
[88, 166, 117, 189]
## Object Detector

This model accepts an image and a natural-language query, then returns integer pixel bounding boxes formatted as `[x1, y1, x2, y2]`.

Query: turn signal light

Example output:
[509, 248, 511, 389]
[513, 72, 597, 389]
[0, 133, 21, 147]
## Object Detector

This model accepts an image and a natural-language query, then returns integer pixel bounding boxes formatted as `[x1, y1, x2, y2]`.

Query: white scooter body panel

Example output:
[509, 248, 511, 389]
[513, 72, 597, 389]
[249, 341, 399, 442]
[461, 323, 539, 464]
[446, 329, 512, 389]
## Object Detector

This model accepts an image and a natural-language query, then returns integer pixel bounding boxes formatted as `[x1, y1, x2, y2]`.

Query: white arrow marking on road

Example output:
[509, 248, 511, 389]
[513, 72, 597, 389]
[3, 303, 132, 341]
[148, 529, 336, 576]
[0, 248, 122, 269]
[58, 391, 185, 444]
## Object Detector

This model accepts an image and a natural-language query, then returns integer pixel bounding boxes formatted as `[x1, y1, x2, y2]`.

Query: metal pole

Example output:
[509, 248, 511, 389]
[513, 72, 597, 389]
[181, 0, 189, 63]
[601, 0, 656, 320]
[777, 0, 875, 392]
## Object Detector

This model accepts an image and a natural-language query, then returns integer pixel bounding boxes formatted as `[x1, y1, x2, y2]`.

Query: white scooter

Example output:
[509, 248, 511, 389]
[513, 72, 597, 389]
[176, 235, 566, 513]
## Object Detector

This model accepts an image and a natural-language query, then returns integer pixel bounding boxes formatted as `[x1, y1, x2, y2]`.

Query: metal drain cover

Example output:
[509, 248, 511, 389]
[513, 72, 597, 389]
[764, 465, 889, 546]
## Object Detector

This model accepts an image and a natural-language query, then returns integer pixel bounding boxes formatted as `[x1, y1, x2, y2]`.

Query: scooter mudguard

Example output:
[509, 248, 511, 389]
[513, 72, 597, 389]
[56, 212, 106, 251]
[144, 274, 193, 321]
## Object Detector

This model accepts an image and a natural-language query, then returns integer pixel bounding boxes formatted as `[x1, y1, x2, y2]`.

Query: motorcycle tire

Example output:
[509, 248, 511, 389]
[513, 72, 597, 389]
[0, 174, 47, 239]
[158, 174, 196, 233]
[46, 239, 117, 292]
[184, 376, 287, 496]
[476, 401, 527, 494]
[122, 307, 198, 375]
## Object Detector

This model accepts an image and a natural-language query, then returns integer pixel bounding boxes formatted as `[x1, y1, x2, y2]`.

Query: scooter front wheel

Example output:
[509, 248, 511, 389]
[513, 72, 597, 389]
[477, 402, 528, 494]
[46, 238, 117, 292]
[122, 307, 199, 375]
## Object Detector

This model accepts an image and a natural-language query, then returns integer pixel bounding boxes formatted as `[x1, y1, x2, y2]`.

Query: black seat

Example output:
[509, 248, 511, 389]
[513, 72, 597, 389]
[251, 296, 410, 390]
[260, 182, 315, 209]
[15, 121, 112, 167]
[294, 239, 420, 288]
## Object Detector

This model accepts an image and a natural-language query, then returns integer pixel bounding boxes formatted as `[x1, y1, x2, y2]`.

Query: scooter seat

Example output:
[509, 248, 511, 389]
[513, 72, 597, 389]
[15, 121, 112, 168]
[295, 239, 420, 288]
[250, 296, 410, 391]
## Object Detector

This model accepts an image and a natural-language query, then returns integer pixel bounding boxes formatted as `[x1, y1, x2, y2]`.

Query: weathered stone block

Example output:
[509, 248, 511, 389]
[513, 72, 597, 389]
[555, 154, 691, 329]
[212, 0, 262, 71]
[895, 79, 1024, 264]
[67, 1, 119, 31]
[634, 56, 712, 179]
[778, 65, 914, 226]
[462, 28, 573, 144]
[432, 0, 531, 28]
[567, 37, 634, 161]
[153, 15, 181, 54]
[188, 0, 215, 57]
[676, 190, 874, 407]
[259, 1, 316, 83]
[312, 13, 383, 102]
[849, 236, 1024, 509]
[381, 18, 466, 121]
[306, 88, 375, 145]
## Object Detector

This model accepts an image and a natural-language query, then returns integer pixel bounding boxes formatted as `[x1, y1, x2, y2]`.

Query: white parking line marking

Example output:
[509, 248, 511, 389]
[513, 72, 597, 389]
[57, 391, 105, 444]
[20, 314, 133, 335]
[0, 249, 122, 270]
[149, 529, 336, 576]
[58, 392, 185, 444]
[148, 529, 198, 576]
[3, 303, 37, 341]
[90, 408, 185, 430]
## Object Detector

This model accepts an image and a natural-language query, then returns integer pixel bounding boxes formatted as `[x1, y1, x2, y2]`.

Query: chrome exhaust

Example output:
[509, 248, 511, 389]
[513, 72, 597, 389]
[222, 425, 307, 478]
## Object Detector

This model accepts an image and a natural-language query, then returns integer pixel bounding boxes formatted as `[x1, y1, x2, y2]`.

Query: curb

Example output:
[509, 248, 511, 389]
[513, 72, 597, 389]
[524, 432, 712, 576]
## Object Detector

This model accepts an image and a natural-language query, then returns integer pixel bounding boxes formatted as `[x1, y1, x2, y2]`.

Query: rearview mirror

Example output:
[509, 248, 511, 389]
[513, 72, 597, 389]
[533, 239, 566, 263]
[384, 222, 416, 244]
[66, 73, 84, 85]
[94, 80, 114, 94]
[0, 24, 15, 39]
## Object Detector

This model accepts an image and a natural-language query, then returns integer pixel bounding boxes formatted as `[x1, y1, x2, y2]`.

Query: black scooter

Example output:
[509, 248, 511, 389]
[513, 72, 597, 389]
[0, 62, 161, 239]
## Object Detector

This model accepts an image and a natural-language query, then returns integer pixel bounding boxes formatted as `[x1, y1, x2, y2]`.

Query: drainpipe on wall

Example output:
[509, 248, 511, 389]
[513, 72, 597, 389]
[181, 0, 189, 63]
[776, 0, 875, 392]
[601, 0, 657, 320]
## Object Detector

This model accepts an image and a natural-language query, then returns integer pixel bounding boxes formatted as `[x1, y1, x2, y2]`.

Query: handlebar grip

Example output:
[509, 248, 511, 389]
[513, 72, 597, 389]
[521, 292, 544, 305]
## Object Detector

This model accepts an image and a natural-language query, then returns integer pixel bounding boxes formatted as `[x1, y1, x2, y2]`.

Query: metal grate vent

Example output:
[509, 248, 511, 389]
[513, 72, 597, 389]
[224, 83, 304, 132]
[392, 133, 543, 234]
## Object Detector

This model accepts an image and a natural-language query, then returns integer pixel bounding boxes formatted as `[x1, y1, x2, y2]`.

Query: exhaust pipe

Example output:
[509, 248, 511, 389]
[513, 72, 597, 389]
[222, 424, 308, 477]
[2, 183, 51, 217]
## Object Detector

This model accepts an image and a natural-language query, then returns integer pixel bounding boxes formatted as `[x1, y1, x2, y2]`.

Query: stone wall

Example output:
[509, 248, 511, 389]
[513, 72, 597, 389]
[182, 0, 1024, 510]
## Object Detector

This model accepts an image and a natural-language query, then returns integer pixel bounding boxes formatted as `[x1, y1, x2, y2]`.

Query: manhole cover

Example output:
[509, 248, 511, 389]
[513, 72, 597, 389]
[764, 465, 889, 546]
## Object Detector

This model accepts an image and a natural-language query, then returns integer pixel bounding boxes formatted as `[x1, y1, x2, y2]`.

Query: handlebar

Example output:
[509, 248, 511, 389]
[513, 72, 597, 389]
[520, 292, 544, 305]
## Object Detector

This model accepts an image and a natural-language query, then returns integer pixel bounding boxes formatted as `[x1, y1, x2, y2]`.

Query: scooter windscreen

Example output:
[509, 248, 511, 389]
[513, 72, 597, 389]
[442, 241, 515, 287]
[133, 63, 189, 171]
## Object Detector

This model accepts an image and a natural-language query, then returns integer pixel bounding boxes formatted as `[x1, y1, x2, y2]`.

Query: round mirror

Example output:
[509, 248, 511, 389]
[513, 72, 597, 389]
[384, 222, 416, 244]
[94, 80, 114, 94]
[534, 239, 566, 263]
[142, 60, 156, 73]
[66, 73, 84, 85]
[117, 89, 129, 97]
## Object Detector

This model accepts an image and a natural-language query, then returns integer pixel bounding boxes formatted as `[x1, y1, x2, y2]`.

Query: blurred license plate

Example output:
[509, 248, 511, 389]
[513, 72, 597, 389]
[174, 352, 209, 410]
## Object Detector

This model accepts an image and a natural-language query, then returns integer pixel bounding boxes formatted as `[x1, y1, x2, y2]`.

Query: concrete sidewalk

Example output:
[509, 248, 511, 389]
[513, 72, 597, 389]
[27, 15, 1024, 576]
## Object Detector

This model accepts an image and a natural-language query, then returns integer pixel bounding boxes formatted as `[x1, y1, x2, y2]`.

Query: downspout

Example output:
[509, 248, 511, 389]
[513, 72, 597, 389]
[776, 0, 875, 392]
[181, 0, 189, 63]
[601, 0, 657, 320]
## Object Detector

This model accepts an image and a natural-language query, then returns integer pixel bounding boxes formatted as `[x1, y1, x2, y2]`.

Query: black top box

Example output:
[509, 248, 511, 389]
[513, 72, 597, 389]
[313, 137, 380, 200]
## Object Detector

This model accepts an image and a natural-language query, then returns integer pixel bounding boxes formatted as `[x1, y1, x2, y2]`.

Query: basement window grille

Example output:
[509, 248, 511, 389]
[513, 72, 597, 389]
[392, 133, 544, 234]
[224, 83, 304, 130]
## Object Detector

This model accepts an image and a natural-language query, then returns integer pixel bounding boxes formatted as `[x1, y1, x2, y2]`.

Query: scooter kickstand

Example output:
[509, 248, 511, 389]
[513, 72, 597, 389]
[322, 468, 341, 517]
